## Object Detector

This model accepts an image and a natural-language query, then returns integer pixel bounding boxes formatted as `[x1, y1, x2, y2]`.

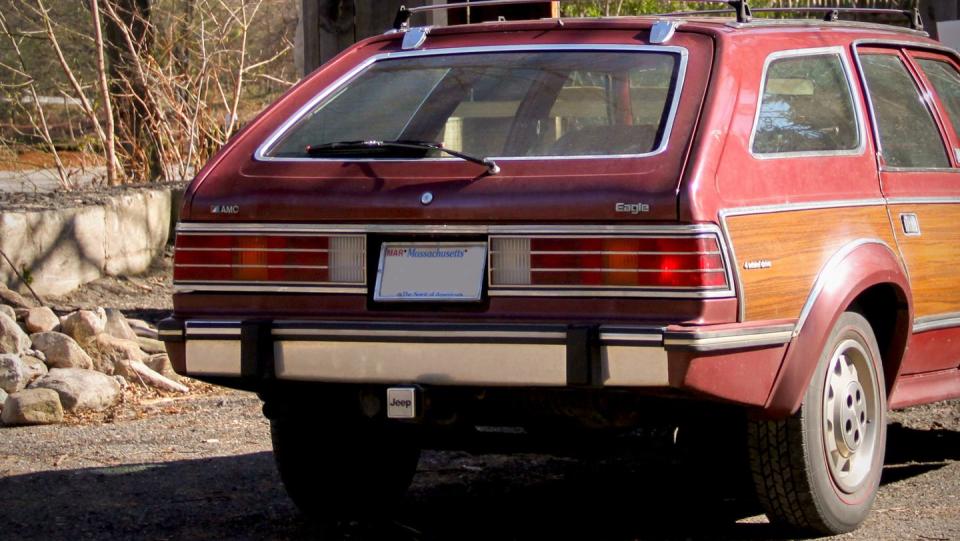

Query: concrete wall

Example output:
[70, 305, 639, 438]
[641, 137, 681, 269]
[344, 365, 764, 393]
[0, 189, 173, 296]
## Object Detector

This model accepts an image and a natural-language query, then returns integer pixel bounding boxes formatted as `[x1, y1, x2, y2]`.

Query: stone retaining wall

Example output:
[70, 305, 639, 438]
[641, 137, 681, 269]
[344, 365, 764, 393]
[0, 189, 174, 296]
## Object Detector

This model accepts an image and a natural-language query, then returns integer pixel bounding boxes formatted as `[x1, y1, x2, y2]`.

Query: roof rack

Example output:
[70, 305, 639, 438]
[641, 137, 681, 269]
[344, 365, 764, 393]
[392, 0, 923, 32]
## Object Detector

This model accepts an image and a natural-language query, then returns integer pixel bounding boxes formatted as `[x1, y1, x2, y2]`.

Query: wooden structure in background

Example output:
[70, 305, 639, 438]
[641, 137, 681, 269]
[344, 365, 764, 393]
[296, 0, 558, 77]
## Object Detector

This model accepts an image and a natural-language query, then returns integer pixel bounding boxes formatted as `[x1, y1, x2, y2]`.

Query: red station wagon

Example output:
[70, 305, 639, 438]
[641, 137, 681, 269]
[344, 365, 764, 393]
[160, 1, 960, 534]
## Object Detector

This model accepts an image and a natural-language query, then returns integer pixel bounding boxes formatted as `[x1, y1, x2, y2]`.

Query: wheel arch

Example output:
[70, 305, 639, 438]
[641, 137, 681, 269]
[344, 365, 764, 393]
[764, 239, 912, 417]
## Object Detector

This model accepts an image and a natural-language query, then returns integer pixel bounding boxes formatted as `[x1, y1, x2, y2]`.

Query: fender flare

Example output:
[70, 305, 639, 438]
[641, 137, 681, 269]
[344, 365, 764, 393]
[764, 238, 912, 417]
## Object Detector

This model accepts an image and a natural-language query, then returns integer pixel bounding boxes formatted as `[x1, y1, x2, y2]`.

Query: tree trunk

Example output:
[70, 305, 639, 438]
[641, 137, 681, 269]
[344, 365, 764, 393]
[104, 0, 162, 182]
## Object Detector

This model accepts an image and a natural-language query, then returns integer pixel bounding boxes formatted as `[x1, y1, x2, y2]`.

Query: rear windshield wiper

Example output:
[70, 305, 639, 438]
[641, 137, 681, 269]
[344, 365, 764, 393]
[305, 139, 500, 175]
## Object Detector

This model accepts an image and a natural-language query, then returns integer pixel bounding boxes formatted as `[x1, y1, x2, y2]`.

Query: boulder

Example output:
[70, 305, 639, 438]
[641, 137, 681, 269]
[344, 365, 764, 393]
[0, 304, 15, 321]
[24, 348, 46, 362]
[1, 389, 63, 425]
[127, 319, 158, 340]
[30, 368, 120, 412]
[144, 353, 179, 380]
[87, 333, 147, 375]
[0, 354, 26, 394]
[0, 284, 32, 309]
[60, 309, 106, 344]
[137, 336, 166, 355]
[21, 355, 48, 383]
[29, 332, 94, 370]
[24, 306, 60, 333]
[0, 387, 7, 411]
[0, 312, 30, 354]
[104, 308, 138, 341]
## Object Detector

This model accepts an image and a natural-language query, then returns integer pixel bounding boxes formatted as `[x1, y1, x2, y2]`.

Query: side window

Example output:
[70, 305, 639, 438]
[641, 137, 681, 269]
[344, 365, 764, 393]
[916, 58, 960, 141]
[752, 53, 860, 155]
[860, 54, 950, 169]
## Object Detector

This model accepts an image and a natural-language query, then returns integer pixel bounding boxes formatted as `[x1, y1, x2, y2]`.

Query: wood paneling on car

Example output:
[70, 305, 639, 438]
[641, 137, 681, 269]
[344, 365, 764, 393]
[725, 205, 896, 321]
[888, 203, 960, 319]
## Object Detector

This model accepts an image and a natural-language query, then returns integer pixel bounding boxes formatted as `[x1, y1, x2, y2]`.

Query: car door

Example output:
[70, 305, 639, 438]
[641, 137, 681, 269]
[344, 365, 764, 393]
[856, 44, 960, 375]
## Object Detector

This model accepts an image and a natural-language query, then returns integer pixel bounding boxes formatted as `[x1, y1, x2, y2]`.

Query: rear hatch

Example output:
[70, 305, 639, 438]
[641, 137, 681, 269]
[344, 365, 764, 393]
[175, 24, 730, 318]
[185, 24, 713, 224]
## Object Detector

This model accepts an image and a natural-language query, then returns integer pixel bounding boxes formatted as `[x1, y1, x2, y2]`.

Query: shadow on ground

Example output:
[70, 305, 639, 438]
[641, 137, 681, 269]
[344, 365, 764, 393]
[1, 424, 957, 541]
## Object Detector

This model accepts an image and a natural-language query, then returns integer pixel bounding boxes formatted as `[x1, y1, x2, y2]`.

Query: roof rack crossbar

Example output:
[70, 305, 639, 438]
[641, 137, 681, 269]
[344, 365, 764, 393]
[392, 0, 923, 32]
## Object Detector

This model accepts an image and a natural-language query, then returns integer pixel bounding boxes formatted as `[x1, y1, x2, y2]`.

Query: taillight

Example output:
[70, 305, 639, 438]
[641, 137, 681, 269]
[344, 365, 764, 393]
[489, 235, 729, 291]
[174, 234, 365, 285]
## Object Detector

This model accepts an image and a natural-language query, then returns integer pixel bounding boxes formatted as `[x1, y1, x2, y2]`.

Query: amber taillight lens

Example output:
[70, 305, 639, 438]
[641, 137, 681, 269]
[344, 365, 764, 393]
[489, 235, 728, 290]
[174, 234, 365, 285]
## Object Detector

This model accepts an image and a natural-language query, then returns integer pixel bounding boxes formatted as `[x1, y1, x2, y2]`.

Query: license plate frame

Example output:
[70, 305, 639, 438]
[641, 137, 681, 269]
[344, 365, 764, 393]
[374, 242, 487, 302]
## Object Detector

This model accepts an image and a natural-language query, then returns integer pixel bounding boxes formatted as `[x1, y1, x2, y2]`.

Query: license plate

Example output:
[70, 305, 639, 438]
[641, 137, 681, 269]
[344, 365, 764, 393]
[374, 242, 487, 301]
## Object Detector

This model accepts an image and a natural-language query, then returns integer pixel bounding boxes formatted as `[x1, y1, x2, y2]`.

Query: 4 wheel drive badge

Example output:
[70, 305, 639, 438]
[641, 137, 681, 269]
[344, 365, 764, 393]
[420, 192, 434, 205]
[744, 259, 772, 270]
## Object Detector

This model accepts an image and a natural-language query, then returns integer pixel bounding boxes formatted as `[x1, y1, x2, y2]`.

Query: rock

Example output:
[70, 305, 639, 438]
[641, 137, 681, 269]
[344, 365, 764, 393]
[30, 368, 120, 412]
[127, 319, 158, 340]
[21, 355, 48, 383]
[1, 389, 63, 425]
[0, 388, 7, 411]
[0, 284, 32, 309]
[29, 332, 94, 370]
[0, 304, 15, 321]
[137, 336, 166, 355]
[60, 309, 106, 343]
[0, 354, 26, 394]
[24, 348, 45, 362]
[104, 308, 138, 341]
[87, 333, 147, 374]
[116, 359, 189, 393]
[24, 306, 60, 333]
[0, 312, 30, 354]
[144, 353, 179, 380]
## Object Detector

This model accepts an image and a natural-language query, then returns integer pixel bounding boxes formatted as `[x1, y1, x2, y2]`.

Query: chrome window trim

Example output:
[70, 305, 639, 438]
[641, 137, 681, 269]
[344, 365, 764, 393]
[852, 40, 956, 171]
[253, 44, 689, 163]
[719, 198, 886, 218]
[886, 196, 960, 204]
[748, 46, 867, 160]
[913, 312, 960, 333]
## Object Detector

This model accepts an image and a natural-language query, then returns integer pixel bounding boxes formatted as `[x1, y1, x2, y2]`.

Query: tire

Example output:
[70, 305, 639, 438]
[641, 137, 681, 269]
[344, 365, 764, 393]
[748, 312, 887, 535]
[270, 415, 421, 523]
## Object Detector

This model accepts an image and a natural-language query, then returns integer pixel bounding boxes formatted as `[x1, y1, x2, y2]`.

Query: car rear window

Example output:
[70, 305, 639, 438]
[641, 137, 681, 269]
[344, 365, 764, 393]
[263, 49, 684, 159]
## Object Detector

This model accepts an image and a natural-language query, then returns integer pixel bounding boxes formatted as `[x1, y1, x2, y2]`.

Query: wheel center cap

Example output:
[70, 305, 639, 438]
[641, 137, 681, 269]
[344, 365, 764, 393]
[840, 380, 866, 452]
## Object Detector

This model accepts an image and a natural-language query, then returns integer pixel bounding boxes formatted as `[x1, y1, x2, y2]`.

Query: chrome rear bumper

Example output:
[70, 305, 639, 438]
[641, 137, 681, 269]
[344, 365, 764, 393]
[160, 319, 794, 388]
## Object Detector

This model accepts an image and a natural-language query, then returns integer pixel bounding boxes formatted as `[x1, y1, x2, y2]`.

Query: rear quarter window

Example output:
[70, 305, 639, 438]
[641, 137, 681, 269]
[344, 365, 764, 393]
[751, 51, 860, 156]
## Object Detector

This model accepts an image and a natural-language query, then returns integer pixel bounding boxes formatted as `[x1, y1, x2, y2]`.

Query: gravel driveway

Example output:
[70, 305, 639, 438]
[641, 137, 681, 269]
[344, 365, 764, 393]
[1, 390, 957, 541]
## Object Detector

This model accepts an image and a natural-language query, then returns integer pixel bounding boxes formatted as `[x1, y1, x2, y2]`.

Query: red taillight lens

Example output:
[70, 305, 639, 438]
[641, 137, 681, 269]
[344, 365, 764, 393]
[174, 234, 363, 285]
[490, 235, 728, 290]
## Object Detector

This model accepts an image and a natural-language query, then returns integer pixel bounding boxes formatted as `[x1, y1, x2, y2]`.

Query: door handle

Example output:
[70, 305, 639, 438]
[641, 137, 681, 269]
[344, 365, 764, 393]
[900, 213, 921, 236]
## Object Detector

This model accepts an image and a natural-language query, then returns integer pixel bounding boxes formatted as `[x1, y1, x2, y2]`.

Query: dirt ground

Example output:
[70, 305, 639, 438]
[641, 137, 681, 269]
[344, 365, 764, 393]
[1, 261, 959, 540]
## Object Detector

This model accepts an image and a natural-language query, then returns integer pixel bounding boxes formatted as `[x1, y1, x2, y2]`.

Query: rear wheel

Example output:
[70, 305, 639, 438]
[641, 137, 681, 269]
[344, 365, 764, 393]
[270, 415, 421, 523]
[748, 312, 887, 534]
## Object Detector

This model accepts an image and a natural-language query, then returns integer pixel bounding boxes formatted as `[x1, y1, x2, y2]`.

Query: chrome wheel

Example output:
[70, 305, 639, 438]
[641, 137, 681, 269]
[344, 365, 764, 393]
[822, 338, 880, 494]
